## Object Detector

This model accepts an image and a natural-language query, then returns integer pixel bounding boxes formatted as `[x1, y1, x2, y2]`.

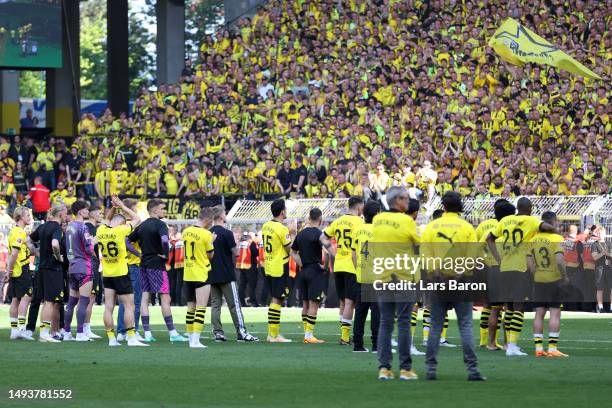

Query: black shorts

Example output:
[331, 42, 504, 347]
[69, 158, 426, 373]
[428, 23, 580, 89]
[297, 264, 327, 301]
[532, 281, 562, 309]
[103, 275, 133, 296]
[8, 267, 32, 299]
[267, 264, 290, 299]
[40, 267, 65, 303]
[485, 265, 504, 306]
[183, 281, 208, 303]
[334, 271, 360, 302]
[596, 265, 612, 290]
[498, 271, 532, 303]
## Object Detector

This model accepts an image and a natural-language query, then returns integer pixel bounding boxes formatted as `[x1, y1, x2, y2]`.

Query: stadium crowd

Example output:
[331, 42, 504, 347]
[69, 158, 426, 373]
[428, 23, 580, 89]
[0, 0, 608, 215]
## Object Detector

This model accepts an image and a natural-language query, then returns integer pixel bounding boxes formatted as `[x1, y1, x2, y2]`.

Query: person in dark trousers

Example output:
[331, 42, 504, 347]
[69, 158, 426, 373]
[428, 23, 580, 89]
[422, 192, 485, 381]
[372, 188, 419, 381]
[237, 232, 259, 306]
[256, 235, 270, 306]
[27, 205, 69, 342]
[351, 200, 381, 352]
[209, 205, 258, 342]
[25, 251, 41, 337]
[168, 225, 185, 306]
[290, 208, 335, 343]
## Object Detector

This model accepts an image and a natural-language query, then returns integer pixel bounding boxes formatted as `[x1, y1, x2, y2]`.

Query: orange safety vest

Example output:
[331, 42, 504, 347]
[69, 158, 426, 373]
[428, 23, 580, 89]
[289, 256, 297, 278]
[258, 241, 265, 267]
[563, 238, 579, 268]
[236, 240, 252, 269]
[167, 238, 185, 270]
[582, 241, 595, 270]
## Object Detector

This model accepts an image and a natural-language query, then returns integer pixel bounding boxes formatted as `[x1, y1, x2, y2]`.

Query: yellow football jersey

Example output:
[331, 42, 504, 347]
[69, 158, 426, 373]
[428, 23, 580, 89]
[493, 214, 542, 273]
[96, 224, 131, 277]
[372, 210, 420, 245]
[8, 226, 30, 275]
[324, 214, 364, 274]
[475, 218, 498, 266]
[182, 226, 214, 282]
[371, 210, 421, 282]
[261, 220, 291, 277]
[528, 232, 564, 283]
[351, 223, 373, 283]
[126, 241, 141, 265]
[420, 212, 478, 277]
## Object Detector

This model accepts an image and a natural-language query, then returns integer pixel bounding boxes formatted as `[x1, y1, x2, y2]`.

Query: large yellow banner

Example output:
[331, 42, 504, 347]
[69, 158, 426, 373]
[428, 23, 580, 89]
[488, 18, 601, 80]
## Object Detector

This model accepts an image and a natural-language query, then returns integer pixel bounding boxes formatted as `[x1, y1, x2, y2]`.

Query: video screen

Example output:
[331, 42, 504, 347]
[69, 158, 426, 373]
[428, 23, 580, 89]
[0, 0, 62, 68]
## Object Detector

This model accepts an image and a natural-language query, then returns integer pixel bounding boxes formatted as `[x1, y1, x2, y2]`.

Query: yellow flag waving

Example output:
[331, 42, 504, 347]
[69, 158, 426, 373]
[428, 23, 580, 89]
[488, 18, 601, 80]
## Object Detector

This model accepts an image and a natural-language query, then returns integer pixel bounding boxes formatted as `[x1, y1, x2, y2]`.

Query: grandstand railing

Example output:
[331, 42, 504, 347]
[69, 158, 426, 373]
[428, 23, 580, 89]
[226, 198, 349, 225]
[222, 195, 612, 238]
[425, 194, 608, 223]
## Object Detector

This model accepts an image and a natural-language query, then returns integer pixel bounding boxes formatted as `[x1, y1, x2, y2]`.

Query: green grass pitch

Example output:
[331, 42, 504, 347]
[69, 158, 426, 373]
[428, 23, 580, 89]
[1, 306, 611, 408]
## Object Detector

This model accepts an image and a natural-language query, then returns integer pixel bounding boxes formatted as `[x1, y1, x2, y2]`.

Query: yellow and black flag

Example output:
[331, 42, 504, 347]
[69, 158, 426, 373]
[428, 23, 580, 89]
[488, 18, 601, 80]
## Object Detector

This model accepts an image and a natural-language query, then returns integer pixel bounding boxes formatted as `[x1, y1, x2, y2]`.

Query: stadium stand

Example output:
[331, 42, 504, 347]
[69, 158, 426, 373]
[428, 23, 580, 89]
[0, 0, 609, 213]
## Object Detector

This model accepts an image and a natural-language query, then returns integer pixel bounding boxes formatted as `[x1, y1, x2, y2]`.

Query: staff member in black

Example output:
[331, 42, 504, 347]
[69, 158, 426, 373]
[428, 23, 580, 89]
[27, 205, 68, 342]
[209, 205, 258, 342]
[291, 208, 335, 344]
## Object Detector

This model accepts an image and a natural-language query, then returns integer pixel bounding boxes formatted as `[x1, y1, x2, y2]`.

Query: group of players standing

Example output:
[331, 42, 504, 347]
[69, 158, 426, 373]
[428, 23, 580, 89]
[263, 188, 571, 381]
[5, 188, 572, 379]
[6, 196, 257, 348]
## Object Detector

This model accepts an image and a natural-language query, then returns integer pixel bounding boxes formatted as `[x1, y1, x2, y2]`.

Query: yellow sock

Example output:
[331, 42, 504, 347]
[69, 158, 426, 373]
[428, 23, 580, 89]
[304, 315, 317, 338]
[479, 308, 491, 346]
[534, 334, 544, 352]
[126, 327, 136, 338]
[306, 315, 317, 337]
[422, 308, 430, 341]
[411, 310, 418, 338]
[548, 332, 559, 351]
[193, 307, 206, 334]
[507, 330, 518, 344]
[302, 314, 308, 333]
[268, 304, 281, 338]
[509, 311, 524, 344]
[441, 313, 449, 339]
[106, 328, 116, 341]
[340, 319, 351, 342]
[503, 310, 514, 333]
[186, 310, 195, 334]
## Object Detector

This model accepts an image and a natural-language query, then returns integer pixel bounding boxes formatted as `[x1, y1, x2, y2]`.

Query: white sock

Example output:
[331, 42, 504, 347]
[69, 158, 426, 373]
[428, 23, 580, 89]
[145, 330, 152, 338]
[41, 327, 50, 337]
[169, 329, 179, 337]
[304, 331, 313, 339]
[84, 323, 91, 333]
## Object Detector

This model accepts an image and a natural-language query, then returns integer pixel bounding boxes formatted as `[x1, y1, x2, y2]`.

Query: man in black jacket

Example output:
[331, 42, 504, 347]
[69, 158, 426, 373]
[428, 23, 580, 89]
[209, 205, 258, 342]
